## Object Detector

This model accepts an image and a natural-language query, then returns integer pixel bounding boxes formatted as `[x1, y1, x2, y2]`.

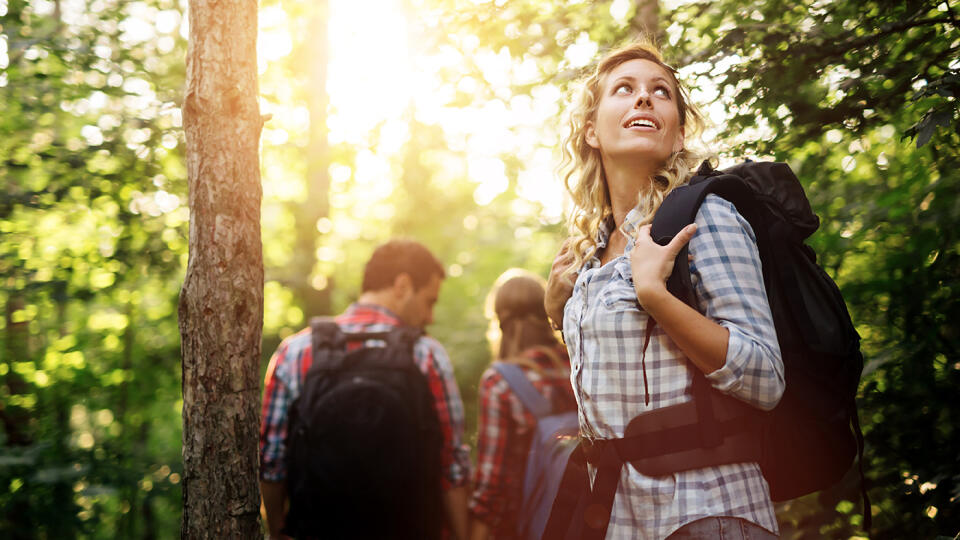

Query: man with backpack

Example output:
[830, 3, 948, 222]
[259, 239, 471, 539]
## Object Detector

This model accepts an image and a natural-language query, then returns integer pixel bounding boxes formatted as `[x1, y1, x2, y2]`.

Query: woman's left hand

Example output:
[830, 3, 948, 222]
[630, 223, 697, 307]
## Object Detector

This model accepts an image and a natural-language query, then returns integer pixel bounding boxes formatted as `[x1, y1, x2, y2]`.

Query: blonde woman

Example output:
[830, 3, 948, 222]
[543, 42, 785, 539]
[469, 269, 576, 539]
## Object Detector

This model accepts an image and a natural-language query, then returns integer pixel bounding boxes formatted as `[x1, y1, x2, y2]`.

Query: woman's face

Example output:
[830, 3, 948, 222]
[585, 58, 684, 167]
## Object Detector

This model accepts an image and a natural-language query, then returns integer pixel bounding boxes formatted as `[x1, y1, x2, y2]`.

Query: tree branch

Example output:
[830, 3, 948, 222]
[944, 0, 960, 28]
[842, 16, 955, 51]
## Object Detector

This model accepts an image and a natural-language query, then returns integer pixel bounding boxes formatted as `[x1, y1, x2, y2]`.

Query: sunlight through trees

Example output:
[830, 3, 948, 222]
[1, 0, 957, 536]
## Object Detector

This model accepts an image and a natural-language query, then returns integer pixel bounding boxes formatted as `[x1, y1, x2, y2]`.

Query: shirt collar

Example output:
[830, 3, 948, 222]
[343, 302, 403, 325]
[596, 214, 614, 249]
[591, 206, 646, 262]
[621, 205, 645, 240]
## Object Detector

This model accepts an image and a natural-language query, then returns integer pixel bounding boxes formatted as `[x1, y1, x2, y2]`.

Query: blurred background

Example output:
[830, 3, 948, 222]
[1, 0, 957, 537]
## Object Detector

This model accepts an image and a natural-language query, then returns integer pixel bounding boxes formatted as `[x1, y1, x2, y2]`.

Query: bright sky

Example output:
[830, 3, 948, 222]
[252, 0, 768, 281]
[257, 0, 566, 222]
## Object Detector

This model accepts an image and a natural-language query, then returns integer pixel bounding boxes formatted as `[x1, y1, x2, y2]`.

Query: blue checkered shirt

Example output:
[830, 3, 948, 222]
[563, 195, 785, 539]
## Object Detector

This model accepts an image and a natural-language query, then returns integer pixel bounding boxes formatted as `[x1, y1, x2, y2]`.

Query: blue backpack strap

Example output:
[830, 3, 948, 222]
[492, 362, 551, 418]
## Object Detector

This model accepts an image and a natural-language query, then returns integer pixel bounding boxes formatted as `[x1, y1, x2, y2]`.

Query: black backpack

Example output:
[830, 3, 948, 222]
[649, 160, 865, 506]
[545, 161, 868, 540]
[282, 317, 444, 540]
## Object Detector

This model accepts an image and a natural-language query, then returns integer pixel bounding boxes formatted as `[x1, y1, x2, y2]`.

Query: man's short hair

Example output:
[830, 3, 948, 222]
[362, 239, 446, 293]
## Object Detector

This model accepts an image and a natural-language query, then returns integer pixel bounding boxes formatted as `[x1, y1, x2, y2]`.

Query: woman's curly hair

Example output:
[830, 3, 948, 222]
[561, 39, 710, 272]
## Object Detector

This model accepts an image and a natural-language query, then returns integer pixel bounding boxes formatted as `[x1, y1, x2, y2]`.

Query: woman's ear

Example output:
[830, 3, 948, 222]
[672, 125, 685, 153]
[585, 120, 600, 149]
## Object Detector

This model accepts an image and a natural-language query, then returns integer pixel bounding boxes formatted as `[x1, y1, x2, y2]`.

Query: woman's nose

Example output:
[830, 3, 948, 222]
[634, 88, 652, 107]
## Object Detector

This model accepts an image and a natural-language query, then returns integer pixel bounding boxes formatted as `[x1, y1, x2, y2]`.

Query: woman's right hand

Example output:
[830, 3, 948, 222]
[545, 238, 578, 331]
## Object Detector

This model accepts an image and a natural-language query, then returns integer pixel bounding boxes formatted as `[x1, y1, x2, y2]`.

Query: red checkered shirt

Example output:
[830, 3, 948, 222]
[259, 303, 471, 489]
[469, 346, 576, 537]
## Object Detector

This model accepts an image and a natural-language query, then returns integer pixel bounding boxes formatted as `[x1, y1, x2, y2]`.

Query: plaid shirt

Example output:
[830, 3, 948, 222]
[563, 195, 785, 539]
[259, 303, 471, 490]
[469, 346, 576, 538]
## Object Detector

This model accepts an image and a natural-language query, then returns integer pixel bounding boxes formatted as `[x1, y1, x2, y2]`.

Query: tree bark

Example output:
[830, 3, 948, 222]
[178, 0, 263, 537]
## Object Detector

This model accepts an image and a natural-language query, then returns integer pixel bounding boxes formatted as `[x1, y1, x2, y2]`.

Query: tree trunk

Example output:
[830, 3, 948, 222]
[2, 295, 31, 446]
[2, 295, 33, 536]
[293, 0, 332, 318]
[632, 0, 659, 39]
[118, 302, 137, 538]
[178, 0, 263, 537]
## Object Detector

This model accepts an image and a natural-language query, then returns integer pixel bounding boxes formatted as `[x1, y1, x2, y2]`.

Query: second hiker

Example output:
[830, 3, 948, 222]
[469, 269, 576, 540]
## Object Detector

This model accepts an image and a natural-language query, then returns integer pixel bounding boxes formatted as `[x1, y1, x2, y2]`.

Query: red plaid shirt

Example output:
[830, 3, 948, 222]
[259, 303, 471, 489]
[469, 346, 576, 537]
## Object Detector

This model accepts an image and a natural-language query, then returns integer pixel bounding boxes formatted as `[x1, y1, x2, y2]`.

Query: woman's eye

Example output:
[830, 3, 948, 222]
[614, 84, 632, 95]
[654, 86, 671, 98]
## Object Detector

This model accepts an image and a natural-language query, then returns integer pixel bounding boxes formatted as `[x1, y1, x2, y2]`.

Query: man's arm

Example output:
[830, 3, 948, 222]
[260, 480, 288, 539]
[443, 485, 469, 540]
[259, 337, 299, 539]
[414, 339, 472, 539]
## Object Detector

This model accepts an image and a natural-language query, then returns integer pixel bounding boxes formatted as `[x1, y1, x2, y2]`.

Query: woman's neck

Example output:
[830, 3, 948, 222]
[603, 156, 657, 229]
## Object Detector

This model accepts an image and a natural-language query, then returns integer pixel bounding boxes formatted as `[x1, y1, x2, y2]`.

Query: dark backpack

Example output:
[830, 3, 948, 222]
[282, 317, 444, 540]
[649, 160, 865, 505]
[492, 362, 581, 540]
[545, 161, 868, 540]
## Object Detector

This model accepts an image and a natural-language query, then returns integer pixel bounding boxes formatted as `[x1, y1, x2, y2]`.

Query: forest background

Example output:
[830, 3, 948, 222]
[1, 0, 958, 537]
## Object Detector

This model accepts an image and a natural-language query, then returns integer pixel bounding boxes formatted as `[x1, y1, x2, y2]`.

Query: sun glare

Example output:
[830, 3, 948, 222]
[258, 0, 568, 231]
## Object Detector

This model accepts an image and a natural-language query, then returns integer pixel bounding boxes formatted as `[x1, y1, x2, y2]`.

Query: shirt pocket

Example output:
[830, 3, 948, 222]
[598, 258, 639, 311]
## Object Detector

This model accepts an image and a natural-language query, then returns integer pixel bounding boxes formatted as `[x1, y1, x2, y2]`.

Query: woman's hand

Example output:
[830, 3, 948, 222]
[545, 238, 578, 330]
[630, 223, 697, 308]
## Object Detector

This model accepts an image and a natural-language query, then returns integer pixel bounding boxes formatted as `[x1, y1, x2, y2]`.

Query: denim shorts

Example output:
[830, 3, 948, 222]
[665, 516, 779, 539]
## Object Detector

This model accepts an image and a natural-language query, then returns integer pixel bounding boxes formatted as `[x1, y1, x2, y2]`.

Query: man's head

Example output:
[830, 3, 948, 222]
[361, 239, 445, 328]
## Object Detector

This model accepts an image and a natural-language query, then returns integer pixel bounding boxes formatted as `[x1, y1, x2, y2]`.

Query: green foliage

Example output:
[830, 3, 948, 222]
[5, 0, 959, 536]
[1, 0, 186, 536]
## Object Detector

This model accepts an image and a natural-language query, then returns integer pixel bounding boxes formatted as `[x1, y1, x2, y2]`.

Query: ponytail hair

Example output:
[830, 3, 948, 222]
[485, 269, 564, 371]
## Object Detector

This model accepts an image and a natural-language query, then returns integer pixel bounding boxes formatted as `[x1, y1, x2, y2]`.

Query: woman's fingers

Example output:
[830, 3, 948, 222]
[630, 223, 697, 306]
[666, 223, 697, 257]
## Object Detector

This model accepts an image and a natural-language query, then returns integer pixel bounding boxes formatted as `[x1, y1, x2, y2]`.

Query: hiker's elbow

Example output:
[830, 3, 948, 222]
[756, 369, 785, 411]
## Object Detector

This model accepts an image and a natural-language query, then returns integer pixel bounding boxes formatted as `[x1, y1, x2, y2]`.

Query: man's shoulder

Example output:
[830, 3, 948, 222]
[414, 334, 449, 360]
[269, 327, 313, 380]
[278, 326, 313, 356]
[415, 333, 446, 352]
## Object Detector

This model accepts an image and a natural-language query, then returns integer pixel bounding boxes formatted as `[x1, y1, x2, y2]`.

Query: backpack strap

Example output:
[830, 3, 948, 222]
[650, 164, 762, 310]
[383, 326, 423, 353]
[309, 317, 422, 370]
[310, 317, 347, 370]
[492, 362, 552, 418]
